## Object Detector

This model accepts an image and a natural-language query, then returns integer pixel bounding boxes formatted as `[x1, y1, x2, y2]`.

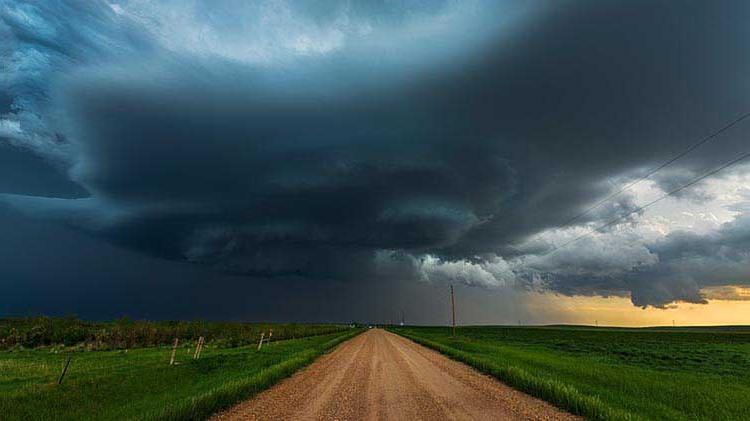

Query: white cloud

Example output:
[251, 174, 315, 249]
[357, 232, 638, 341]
[0, 119, 22, 136]
[417, 255, 515, 288]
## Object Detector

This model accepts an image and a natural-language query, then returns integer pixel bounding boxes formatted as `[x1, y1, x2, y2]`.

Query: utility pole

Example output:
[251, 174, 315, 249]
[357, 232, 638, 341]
[451, 285, 456, 336]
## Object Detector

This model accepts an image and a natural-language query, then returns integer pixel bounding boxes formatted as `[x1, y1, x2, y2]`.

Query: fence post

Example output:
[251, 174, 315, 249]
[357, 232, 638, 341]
[169, 338, 179, 365]
[257, 332, 265, 351]
[194, 336, 204, 359]
[58, 356, 72, 385]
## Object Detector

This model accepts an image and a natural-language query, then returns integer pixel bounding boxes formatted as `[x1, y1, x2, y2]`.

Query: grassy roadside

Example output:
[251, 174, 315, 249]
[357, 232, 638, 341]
[390, 326, 750, 420]
[0, 329, 362, 420]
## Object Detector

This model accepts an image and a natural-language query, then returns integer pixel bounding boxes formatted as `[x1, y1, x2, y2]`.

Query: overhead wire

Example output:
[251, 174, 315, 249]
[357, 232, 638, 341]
[543, 151, 750, 256]
[557, 112, 750, 228]
[513, 111, 750, 252]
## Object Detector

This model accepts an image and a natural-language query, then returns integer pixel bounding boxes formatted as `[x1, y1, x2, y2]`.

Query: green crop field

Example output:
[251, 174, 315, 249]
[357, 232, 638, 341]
[0, 318, 361, 420]
[391, 325, 750, 421]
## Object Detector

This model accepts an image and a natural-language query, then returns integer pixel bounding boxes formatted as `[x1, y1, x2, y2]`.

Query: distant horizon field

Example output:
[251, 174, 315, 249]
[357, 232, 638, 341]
[5, 315, 750, 330]
[400, 323, 750, 332]
[0, 316, 351, 350]
[391, 325, 750, 420]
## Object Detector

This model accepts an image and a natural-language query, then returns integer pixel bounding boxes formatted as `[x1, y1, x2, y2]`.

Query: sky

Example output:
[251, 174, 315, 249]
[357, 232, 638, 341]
[1, 0, 750, 325]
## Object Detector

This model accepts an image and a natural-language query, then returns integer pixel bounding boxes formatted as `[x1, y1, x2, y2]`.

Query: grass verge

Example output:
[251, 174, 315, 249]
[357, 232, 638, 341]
[153, 330, 361, 420]
[394, 330, 631, 420]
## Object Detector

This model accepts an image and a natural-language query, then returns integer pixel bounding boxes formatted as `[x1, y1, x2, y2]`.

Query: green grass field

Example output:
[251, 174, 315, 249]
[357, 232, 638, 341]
[391, 325, 750, 421]
[0, 327, 361, 420]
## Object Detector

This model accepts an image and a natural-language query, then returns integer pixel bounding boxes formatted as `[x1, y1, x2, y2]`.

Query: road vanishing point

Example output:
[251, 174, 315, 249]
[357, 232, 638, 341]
[213, 329, 578, 420]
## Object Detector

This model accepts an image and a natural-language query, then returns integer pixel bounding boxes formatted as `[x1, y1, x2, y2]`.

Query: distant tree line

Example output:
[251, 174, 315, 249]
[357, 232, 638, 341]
[0, 316, 348, 350]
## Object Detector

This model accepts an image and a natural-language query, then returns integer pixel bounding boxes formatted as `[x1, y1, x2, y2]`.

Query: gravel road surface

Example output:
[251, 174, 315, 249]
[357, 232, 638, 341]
[212, 329, 578, 420]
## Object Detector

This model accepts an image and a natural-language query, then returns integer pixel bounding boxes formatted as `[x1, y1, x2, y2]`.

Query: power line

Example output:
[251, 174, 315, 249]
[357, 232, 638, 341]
[515, 112, 750, 251]
[544, 151, 750, 256]
[559, 112, 750, 227]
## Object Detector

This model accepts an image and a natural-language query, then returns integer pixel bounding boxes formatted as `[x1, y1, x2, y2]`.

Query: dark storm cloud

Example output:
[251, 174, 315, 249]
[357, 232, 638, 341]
[0, 143, 84, 198]
[633, 214, 750, 307]
[2, 0, 750, 311]
[0, 0, 154, 160]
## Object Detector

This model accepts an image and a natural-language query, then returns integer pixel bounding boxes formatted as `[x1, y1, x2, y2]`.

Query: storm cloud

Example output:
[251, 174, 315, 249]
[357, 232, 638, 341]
[2, 0, 750, 313]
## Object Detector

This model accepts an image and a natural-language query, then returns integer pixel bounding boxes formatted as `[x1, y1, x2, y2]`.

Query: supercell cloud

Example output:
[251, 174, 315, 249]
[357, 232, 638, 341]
[1, 0, 750, 314]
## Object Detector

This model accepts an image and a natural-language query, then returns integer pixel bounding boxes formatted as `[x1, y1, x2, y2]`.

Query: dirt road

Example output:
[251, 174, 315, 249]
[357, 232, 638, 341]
[212, 329, 578, 421]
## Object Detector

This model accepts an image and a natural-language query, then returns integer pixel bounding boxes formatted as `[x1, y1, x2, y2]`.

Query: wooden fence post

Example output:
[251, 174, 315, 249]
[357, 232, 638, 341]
[193, 336, 204, 359]
[169, 338, 179, 365]
[58, 356, 72, 385]
[268, 329, 273, 343]
[257, 332, 265, 351]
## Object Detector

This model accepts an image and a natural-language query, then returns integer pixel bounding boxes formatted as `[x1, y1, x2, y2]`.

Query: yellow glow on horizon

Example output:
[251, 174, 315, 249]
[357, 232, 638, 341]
[522, 291, 750, 327]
